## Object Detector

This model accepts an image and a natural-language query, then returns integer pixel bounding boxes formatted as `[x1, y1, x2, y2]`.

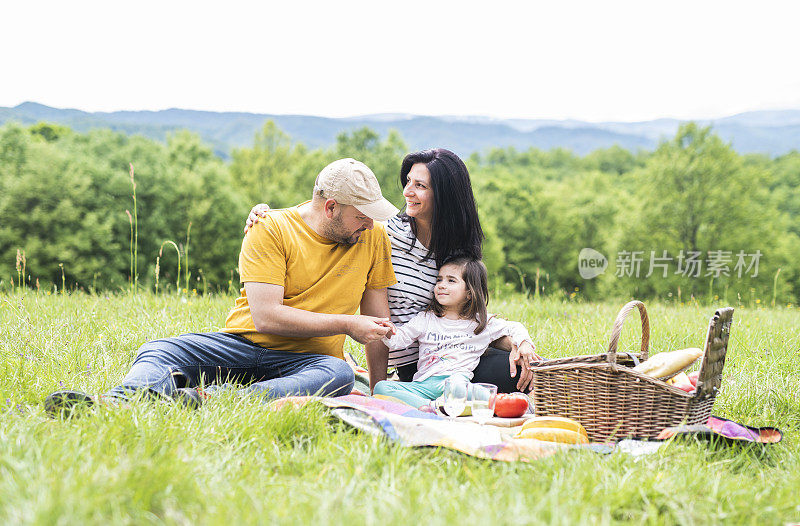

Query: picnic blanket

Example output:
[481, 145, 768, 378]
[656, 416, 782, 444]
[274, 394, 596, 462]
[270, 394, 783, 461]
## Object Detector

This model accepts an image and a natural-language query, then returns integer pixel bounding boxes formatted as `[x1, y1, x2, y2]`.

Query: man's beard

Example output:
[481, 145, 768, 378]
[323, 214, 361, 246]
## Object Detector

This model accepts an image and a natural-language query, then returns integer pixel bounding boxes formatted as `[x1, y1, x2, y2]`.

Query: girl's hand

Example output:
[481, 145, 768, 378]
[520, 341, 543, 362]
[244, 203, 271, 234]
[509, 341, 542, 392]
[377, 320, 397, 336]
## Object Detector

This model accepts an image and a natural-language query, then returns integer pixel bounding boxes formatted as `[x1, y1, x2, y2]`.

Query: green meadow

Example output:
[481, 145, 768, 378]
[1, 292, 798, 525]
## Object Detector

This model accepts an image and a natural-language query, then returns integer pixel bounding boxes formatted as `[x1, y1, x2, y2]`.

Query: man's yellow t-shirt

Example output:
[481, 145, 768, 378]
[223, 203, 397, 359]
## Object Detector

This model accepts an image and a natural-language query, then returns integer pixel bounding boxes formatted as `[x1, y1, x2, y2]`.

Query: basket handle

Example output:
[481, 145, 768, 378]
[606, 300, 650, 366]
[695, 307, 734, 399]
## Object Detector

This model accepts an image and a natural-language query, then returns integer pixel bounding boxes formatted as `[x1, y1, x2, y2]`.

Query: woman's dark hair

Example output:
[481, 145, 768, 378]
[399, 149, 484, 267]
[428, 256, 490, 334]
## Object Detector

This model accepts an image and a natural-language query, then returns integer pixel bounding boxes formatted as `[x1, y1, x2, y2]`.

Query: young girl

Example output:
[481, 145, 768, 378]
[373, 256, 542, 409]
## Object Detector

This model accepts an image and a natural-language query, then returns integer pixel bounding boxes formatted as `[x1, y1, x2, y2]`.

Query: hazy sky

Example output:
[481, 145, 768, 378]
[3, 0, 799, 121]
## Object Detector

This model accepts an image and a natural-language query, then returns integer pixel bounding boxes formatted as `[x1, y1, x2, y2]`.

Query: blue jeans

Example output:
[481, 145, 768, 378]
[105, 332, 354, 402]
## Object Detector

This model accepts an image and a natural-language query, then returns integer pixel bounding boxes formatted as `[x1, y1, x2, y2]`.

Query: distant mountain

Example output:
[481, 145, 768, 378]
[1, 102, 798, 158]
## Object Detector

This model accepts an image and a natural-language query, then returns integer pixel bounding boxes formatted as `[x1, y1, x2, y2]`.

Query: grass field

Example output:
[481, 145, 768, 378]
[1, 292, 798, 524]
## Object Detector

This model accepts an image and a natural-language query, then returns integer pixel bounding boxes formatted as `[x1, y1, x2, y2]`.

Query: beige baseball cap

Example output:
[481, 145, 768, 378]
[314, 158, 399, 221]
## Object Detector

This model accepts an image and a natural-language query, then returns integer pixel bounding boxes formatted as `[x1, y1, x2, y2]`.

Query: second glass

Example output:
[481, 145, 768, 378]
[469, 382, 498, 425]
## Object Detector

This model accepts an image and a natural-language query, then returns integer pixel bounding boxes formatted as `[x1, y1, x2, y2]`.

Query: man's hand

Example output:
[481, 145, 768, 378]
[508, 341, 543, 392]
[347, 315, 394, 344]
[244, 203, 271, 234]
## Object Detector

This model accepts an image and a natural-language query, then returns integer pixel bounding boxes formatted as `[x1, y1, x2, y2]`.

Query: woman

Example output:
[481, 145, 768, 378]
[246, 149, 538, 393]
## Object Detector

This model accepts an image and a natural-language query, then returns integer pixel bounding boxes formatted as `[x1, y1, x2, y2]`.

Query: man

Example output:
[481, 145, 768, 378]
[45, 158, 398, 415]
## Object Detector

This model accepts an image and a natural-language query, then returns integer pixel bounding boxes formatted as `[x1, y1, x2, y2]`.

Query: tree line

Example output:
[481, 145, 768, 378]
[1, 120, 798, 303]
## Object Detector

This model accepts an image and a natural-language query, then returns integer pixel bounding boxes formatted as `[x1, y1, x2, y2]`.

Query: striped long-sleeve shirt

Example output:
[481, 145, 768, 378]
[385, 215, 438, 367]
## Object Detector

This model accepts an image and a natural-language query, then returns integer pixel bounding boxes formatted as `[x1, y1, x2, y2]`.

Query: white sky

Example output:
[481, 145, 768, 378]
[2, 0, 799, 122]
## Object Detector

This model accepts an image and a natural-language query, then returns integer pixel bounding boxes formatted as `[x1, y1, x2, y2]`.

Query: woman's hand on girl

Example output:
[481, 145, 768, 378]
[509, 341, 542, 392]
[244, 203, 271, 234]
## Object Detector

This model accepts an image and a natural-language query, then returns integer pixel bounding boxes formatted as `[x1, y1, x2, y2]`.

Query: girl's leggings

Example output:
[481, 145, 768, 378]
[373, 373, 469, 408]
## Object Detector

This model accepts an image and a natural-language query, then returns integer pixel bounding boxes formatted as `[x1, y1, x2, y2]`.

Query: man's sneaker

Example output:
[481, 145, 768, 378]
[45, 388, 204, 416]
[173, 387, 205, 410]
[44, 390, 94, 417]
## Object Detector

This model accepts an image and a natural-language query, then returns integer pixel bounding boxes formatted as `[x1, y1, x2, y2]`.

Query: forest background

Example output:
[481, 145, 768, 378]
[1, 119, 799, 304]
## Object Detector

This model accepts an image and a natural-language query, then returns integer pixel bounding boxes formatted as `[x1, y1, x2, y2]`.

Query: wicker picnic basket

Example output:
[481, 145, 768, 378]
[529, 301, 734, 442]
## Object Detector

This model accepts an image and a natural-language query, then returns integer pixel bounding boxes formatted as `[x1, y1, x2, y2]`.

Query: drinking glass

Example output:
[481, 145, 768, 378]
[442, 376, 469, 419]
[469, 383, 498, 425]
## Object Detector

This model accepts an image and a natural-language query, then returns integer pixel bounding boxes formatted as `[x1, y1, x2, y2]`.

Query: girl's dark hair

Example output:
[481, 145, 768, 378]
[399, 149, 484, 268]
[428, 256, 490, 334]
